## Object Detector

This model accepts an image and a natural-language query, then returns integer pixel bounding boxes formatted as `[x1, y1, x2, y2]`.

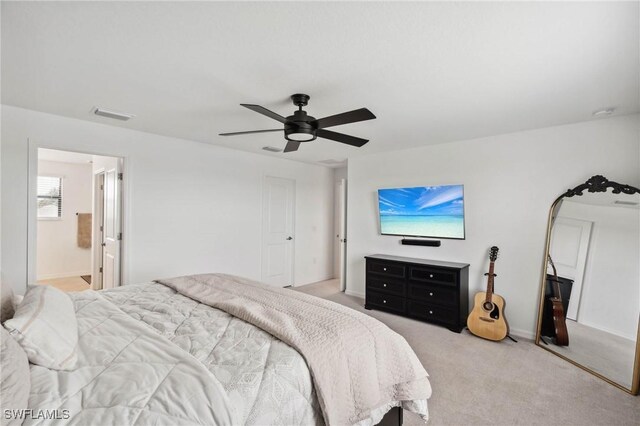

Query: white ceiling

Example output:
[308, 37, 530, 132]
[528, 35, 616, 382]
[3, 2, 639, 166]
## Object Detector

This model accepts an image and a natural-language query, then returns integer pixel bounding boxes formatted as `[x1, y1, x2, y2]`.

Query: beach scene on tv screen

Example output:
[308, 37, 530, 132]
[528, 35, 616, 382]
[378, 185, 465, 239]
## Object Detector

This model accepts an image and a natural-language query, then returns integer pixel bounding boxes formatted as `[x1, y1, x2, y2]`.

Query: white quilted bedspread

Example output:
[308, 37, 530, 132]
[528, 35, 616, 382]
[25, 290, 236, 425]
[101, 282, 322, 426]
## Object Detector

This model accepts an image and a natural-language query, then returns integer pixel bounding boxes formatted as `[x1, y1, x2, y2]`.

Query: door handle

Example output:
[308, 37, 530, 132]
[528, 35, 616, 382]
[286, 236, 293, 240]
[101, 243, 106, 247]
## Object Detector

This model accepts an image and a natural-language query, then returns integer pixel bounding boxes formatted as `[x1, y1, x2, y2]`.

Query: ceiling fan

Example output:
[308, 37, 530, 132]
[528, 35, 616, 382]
[219, 94, 376, 152]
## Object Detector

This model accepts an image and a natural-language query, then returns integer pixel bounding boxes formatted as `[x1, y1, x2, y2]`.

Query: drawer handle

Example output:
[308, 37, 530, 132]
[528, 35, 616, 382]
[383, 283, 387, 287]
[383, 267, 387, 271]
[429, 310, 433, 315]
[383, 300, 387, 304]
[429, 274, 434, 278]
[429, 292, 434, 296]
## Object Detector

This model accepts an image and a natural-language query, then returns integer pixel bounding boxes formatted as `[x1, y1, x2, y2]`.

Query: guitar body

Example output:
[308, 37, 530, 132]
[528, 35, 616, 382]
[467, 292, 509, 341]
[551, 297, 569, 346]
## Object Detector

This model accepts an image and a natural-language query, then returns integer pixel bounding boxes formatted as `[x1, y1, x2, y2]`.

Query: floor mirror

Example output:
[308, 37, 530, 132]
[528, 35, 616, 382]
[535, 175, 640, 394]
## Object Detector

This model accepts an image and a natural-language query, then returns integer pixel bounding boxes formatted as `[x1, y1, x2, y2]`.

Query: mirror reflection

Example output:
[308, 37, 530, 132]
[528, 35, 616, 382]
[539, 188, 639, 391]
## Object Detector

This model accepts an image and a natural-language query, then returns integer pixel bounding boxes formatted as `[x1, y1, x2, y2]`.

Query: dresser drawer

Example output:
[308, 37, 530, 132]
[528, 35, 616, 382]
[366, 291, 405, 313]
[408, 283, 457, 306]
[409, 266, 457, 286]
[367, 277, 406, 296]
[367, 261, 406, 278]
[408, 300, 457, 325]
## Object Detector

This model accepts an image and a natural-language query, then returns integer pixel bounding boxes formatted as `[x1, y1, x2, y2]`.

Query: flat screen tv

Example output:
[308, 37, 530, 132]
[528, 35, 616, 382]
[377, 184, 465, 239]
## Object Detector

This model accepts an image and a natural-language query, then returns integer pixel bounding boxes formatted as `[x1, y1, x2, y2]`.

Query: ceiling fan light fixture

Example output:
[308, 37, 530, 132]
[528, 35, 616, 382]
[285, 129, 316, 142]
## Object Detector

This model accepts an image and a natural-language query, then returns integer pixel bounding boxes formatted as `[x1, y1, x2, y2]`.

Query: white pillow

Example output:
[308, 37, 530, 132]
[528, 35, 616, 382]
[3, 285, 78, 370]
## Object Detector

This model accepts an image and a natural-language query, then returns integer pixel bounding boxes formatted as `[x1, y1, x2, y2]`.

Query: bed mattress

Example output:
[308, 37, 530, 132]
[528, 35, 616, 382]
[24, 279, 429, 425]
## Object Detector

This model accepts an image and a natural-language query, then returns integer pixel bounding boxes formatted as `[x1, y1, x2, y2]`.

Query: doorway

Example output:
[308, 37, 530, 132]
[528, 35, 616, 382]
[548, 216, 593, 320]
[32, 148, 123, 292]
[261, 176, 295, 287]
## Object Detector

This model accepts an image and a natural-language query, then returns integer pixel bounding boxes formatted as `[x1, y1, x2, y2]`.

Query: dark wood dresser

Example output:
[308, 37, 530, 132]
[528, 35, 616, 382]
[364, 254, 470, 332]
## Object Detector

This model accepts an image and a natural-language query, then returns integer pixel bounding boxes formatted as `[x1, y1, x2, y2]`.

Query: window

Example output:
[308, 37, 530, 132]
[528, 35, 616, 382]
[37, 176, 63, 219]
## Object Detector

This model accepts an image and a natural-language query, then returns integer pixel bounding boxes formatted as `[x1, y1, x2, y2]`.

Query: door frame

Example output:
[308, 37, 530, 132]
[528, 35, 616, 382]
[260, 175, 296, 287]
[92, 171, 105, 290]
[335, 178, 347, 291]
[548, 216, 593, 321]
[27, 140, 129, 288]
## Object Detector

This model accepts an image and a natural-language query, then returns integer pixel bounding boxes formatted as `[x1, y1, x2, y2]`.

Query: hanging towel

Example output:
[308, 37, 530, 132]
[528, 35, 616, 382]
[77, 213, 92, 249]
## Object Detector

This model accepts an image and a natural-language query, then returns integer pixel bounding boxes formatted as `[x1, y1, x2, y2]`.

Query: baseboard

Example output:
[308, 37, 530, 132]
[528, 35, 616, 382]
[345, 289, 365, 299]
[576, 320, 636, 342]
[293, 275, 336, 288]
[508, 327, 536, 341]
[37, 271, 92, 281]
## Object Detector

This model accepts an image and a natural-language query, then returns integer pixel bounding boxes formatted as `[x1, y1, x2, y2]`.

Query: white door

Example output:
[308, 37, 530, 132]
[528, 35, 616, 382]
[336, 179, 347, 291]
[262, 177, 295, 287]
[102, 161, 122, 289]
[549, 217, 592, 320]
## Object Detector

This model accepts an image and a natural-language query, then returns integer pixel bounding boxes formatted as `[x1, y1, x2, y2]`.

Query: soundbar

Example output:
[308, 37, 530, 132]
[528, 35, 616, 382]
[401, 239, 441, 247]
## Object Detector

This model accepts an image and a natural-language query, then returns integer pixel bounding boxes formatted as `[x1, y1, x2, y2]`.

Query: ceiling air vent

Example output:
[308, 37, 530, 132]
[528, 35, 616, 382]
[614, 200, 638, 206]
[262, 146, 282, 153]
[93, 107, 135, 121]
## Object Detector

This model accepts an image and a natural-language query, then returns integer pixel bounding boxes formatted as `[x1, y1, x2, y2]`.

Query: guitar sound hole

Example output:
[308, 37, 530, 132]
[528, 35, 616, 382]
[483, 302, 501, 320]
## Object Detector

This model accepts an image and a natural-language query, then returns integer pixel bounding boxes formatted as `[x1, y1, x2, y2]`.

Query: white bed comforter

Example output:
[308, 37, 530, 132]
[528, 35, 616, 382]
[100, 282, 323, 426]
[25, 290, 237, 426]
[155, 274, 430, 426]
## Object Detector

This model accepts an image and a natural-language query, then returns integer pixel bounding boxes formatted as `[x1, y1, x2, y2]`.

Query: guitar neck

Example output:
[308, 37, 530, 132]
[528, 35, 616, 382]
[484, 261, 495, 303]
[548, 256, 563, 301]
[552, 278, 563, 301]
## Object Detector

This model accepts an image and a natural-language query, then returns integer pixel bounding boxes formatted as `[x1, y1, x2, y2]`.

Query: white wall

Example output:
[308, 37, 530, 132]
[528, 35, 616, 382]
[558, 201, 639, 340]
[1, 105, 334, 294]
[346, 114, 640, 338]
[36, 159, 93, 279]
[333, 167, 347, 183]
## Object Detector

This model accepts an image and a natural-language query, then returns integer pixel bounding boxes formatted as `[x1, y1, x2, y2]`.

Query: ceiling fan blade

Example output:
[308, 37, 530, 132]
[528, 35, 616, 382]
[241, 104, 287, 123]
[315, 108, 376, 129]
[284, 141, 300, 152]
[219, 129, 282, 136]
[316, 129, 369, 147]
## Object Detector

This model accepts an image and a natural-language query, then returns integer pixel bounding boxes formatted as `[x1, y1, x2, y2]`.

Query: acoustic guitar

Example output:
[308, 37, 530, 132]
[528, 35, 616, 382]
[467, 246, 509, 341]
[547, 255, 569, 346]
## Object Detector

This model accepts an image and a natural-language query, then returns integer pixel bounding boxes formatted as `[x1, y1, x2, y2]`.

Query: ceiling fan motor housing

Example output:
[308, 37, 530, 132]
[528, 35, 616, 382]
[285, 109, 317, 142]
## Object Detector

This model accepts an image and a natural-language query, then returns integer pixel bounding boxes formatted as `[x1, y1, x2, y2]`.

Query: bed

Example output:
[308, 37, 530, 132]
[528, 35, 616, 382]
[1, 274, 432, 426]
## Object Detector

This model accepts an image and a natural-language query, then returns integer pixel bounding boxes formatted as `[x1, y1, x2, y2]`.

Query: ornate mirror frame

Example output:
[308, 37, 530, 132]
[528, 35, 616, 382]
[535, 175, 640, 395]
